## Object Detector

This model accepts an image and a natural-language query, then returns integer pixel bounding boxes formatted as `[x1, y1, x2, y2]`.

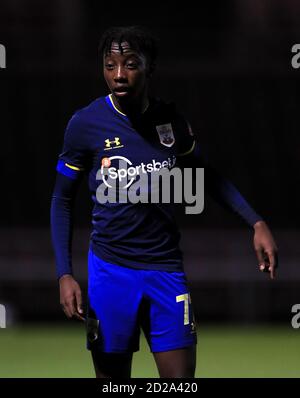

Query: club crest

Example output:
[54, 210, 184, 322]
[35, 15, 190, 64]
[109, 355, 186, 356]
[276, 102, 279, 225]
[156, 123, 175, 147]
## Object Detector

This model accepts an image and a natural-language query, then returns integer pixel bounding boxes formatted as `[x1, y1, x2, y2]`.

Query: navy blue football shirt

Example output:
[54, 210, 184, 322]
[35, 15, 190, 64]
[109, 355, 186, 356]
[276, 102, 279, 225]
[51, 94, 262, 278]
[54, 95, 198, 275]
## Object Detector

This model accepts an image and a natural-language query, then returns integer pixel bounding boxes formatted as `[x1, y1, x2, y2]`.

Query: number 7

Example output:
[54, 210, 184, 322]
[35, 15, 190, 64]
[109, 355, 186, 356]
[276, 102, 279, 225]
[176, 293, 191, 325]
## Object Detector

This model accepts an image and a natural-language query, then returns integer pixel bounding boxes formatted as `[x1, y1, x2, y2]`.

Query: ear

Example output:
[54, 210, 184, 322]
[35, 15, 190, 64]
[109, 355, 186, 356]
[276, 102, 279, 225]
[147, 63, 156, 78]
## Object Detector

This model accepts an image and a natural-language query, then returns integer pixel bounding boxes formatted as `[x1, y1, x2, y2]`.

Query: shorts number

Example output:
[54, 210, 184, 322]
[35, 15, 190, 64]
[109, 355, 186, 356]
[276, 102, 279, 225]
[176, 293, 191, 325]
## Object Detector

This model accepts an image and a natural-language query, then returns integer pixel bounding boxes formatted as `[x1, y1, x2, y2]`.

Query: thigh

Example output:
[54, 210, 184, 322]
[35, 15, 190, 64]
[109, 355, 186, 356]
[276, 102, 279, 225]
[142, 270, 197, 354]
[153, 345, 196, 378]
[91, 350, 133, 378]
[87, 250, 143, 353]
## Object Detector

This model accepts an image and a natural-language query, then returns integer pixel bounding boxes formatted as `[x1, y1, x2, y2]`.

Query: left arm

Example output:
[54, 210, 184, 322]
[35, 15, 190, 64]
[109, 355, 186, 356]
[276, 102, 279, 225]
[178, 137, 278, 279]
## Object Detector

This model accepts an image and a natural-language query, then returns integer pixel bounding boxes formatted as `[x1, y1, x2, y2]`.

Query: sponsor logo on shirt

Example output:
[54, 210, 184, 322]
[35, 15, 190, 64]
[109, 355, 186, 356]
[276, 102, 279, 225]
[100, 155, 176, 189]
[95, 155, 204, 215]
[104, 137, 124, 150]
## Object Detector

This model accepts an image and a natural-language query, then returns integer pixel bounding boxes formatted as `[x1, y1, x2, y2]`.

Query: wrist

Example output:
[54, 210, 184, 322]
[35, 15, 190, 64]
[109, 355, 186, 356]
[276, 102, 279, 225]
[58, 273, 73, 283]
[253, 220, 266, 230]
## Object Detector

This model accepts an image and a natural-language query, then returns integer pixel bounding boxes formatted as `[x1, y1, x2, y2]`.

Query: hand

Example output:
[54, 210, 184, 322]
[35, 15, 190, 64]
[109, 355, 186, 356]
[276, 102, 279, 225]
[253, 220, 278, 279]
[59, 274, 85, 321]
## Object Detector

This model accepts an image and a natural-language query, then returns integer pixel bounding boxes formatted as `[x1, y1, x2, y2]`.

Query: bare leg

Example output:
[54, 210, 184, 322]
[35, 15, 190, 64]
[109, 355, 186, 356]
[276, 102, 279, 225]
[153, 346, 196, 378]
[91, 350, 133, 378]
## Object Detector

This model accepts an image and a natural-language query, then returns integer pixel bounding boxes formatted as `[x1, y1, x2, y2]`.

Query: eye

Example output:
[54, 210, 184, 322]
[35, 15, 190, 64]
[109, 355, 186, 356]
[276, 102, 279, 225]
[105, 63, 115, 70]
[126, 61, 138, 69]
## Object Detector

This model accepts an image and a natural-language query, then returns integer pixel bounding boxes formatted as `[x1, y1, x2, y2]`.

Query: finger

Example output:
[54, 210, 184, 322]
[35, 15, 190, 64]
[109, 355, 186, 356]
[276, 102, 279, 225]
[65, 297, 77, 318]
[256, 248, 267, 272]
[61, 303, 68, 317]
[269, 265, 275, 279]
[259, 264, 266, 272]
[73, 312, 86, 322]
[75, 289, 83, 315]
[271, 251, 279, 269]
[61, 304, 72, 318]
[267, 251, 276, 268]
[266, 251, 276, 279]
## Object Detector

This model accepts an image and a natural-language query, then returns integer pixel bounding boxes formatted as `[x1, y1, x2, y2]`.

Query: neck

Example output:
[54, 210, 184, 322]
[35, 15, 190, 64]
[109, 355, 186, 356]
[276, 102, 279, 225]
[111, 93, 149, 116]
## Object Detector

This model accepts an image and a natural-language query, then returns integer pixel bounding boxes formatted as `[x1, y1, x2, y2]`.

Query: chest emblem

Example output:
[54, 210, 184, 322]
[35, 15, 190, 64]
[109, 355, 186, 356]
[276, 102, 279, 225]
[156, 123, 175, 147]
[104, 137, 124, 150]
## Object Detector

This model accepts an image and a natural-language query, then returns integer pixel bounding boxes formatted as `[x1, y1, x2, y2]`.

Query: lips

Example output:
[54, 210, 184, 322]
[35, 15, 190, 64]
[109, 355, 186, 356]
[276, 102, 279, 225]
[114, 91, 129, 96]
[114, 86, 129, 93]
[113, 87, 130, 97]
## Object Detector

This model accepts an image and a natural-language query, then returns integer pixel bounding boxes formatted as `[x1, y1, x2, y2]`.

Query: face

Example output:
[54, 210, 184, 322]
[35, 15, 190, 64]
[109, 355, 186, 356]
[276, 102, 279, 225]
[103, 41, 149, 104]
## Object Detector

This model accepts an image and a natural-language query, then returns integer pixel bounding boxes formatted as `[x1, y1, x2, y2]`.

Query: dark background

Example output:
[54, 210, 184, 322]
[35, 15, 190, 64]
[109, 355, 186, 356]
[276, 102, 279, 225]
[0, 0, 299, 324]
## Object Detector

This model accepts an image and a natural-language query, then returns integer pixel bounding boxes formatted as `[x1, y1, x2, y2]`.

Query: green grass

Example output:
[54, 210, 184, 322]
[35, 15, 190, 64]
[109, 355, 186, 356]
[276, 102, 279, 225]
[0, 324, 299, 378]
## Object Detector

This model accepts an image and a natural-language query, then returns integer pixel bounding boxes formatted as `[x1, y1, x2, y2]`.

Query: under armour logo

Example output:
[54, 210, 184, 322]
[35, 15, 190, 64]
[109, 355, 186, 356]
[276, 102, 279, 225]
[104, 137, 124, 150]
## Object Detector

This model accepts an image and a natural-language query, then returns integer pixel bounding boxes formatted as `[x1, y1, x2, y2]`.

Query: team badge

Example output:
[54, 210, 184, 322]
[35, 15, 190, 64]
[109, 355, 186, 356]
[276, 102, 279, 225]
[156, 123, 175, 147]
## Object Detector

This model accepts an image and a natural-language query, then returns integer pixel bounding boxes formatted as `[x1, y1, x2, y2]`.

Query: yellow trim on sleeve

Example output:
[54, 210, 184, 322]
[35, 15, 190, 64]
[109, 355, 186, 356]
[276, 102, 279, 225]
[177, 140, 196, 157]
[109, 94, 127, 116]
[65, 163, 83, 171]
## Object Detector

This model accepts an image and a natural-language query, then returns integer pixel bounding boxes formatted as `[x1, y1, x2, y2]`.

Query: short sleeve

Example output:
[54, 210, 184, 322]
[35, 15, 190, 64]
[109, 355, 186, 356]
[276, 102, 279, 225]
[56, 113, 90, 179]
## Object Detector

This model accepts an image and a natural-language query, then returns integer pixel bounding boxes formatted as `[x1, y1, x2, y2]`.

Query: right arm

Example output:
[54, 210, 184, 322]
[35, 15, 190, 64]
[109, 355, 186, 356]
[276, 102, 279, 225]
[50, 172, 85, 321]
[51, 112, 89, 321]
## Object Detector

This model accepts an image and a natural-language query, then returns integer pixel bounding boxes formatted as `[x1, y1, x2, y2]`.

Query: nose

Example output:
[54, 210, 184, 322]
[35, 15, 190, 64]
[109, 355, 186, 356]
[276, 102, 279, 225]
[114, 65, 127, 82]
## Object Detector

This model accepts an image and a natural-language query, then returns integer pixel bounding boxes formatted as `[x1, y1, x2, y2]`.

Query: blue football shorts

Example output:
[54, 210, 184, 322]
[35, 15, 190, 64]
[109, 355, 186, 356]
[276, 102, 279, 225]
[86, 249, 197, 353]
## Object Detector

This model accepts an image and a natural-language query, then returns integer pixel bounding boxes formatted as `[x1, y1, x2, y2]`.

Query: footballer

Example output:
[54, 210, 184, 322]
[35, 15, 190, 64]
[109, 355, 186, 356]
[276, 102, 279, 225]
[50, 26, 278, 378]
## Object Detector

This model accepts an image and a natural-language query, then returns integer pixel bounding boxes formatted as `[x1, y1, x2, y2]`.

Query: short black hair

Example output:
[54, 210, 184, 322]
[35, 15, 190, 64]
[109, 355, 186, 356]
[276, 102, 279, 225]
[99, 25, 158, 68]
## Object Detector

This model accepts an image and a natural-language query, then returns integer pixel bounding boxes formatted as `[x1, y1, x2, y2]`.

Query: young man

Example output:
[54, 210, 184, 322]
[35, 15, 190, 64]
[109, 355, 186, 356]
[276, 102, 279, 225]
[50, 26, 278, 378]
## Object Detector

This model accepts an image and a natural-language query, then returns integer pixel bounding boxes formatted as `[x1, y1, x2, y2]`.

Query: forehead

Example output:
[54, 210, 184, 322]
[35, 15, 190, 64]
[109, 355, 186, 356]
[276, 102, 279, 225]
[105, 41, 141, 57]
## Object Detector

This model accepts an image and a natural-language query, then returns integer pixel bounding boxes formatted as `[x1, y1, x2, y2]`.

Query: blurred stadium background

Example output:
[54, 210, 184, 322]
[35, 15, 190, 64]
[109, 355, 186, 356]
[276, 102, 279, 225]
[0, 0, 300, 378]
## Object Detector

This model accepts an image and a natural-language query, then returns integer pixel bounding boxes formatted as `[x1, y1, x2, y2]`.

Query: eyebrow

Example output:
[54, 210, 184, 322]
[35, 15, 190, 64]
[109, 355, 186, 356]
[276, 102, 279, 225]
[104, 52, 141, 59]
